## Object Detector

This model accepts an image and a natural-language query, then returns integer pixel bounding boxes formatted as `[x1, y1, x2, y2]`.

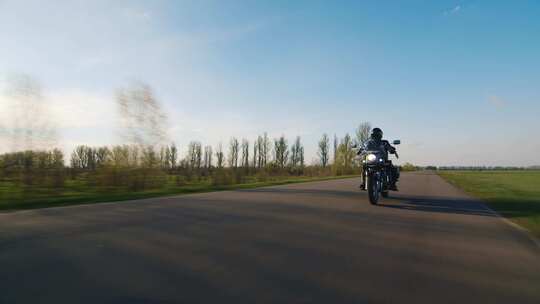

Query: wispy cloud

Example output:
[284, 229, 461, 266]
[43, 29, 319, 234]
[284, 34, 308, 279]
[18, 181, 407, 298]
[444, 5, 462, 15]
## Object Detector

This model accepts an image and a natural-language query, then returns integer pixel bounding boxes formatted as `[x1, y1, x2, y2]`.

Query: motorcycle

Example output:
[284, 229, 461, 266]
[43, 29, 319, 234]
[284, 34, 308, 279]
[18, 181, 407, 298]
[358, 140, 400, 205]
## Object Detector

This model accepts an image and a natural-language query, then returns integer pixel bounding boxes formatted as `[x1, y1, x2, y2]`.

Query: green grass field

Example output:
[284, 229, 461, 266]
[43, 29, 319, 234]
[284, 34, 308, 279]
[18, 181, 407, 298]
[0, 175, 359, 212]
[439, 170, 540, 238]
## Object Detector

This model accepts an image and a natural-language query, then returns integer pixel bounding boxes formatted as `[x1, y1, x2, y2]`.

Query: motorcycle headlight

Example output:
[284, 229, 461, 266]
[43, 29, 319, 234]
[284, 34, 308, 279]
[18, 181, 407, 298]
[366, 154, 377, 162]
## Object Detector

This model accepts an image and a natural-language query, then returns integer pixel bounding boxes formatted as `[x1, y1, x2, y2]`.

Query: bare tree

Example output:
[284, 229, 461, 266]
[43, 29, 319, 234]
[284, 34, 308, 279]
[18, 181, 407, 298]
[162, 146, 171, 169]
[141, 146, 159, 168]
[1, 74, 58, 152]
[334, 133, 355, 175]
[160, 146, 167, 169]
[342, 133, 354, 169]
[333, 134, 338, 164]
[289, 136, 304, 174]
[128, 145, 140, 167]
[169, 143, 178, 169]
[262, 132, 270, 166]
[95, 147, 111, 167]
[70, 145, 100, 170]
[216, 143, 224, 169]
[195, 143, 202, 170]
[240, 139, 249, 169]
[290, 136, 303, 169]
[51, 149, 64, 168]
[187, 142, 195, 169]
[87, 147, 97, 170]
[299, 146, 304, 170]
[355, 122, 372, 147]
[71, 145, 89, 169]
[110, 145, 130, 167]
[252, 139, 258, 168]
[274, 135, 289, 169]
[203, 145, 213, 169]
[116, 82, 168, 149]
[187, 141, 202, 170]
[318, 133, 330, 168]
[228, 137, 239, 168]
[256, 135, 264, 168]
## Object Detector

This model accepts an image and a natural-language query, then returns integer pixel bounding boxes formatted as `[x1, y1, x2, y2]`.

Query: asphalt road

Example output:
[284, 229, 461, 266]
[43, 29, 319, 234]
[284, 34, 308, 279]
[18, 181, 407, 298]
[1, 172, 539, 303]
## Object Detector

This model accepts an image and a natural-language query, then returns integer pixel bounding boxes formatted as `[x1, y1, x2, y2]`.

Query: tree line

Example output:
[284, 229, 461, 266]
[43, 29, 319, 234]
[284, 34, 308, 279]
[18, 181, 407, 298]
[1, 75, 371, 194]
[0, 129, 367, 191]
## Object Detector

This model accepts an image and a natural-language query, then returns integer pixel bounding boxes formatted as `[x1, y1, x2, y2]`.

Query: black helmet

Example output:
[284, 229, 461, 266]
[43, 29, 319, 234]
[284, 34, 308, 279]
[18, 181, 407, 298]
[371, 128, 383, 140]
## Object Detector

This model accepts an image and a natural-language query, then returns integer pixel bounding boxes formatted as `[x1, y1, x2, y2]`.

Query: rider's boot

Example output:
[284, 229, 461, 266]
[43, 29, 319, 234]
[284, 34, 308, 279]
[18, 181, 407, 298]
[389, 183, 398, 191]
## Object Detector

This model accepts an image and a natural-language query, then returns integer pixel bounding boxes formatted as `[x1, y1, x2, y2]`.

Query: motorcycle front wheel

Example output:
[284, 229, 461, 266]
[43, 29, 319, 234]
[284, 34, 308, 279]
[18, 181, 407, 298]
[367, 176, 380, 205]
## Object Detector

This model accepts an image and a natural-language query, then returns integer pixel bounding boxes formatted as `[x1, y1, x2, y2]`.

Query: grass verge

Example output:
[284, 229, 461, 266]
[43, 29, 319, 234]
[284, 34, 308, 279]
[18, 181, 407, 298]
[438, 170, 540, 238]
[0, 175, 359, 212]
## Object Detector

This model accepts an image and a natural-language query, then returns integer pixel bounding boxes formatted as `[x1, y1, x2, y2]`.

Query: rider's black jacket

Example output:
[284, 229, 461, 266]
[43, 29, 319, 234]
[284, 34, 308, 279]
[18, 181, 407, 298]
[362, 139, 396, 160]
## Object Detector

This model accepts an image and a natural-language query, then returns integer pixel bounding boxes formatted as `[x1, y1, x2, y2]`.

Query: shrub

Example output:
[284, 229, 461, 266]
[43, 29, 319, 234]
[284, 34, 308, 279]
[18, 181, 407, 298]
[212, 169, 236, 186]
[401, 163, 417, 172]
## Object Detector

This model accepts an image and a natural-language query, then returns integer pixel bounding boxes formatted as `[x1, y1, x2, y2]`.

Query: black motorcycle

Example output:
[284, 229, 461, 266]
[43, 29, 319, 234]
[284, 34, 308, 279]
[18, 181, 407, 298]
[359, 140, 400, 205]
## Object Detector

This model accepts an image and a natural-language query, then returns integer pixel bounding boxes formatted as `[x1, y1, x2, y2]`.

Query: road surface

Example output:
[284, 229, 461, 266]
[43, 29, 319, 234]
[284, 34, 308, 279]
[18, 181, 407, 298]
[1, 172, 539, 303]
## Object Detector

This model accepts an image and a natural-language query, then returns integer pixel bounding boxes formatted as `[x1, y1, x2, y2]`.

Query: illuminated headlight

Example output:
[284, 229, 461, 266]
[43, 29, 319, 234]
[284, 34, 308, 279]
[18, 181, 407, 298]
[366, 154, 377, 162]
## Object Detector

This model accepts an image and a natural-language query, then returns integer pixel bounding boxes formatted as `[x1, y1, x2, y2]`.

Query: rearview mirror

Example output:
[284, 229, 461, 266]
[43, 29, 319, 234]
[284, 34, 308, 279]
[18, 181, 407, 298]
[393, 140, 401, 145]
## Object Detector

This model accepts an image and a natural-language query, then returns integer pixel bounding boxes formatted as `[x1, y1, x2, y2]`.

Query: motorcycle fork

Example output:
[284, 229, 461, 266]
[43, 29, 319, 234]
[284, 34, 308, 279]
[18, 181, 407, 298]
[363, 169, 369, 191]
[367, 170, 380, 192]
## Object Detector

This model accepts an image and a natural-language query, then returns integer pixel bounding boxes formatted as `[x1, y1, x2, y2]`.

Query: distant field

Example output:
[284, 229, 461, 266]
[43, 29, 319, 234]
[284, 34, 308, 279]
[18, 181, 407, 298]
[439, 171, 540, 237]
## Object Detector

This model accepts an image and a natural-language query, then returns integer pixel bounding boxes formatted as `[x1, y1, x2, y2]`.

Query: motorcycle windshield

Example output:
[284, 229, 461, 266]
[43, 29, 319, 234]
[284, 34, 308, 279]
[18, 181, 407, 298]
[364, 140, 386, 154]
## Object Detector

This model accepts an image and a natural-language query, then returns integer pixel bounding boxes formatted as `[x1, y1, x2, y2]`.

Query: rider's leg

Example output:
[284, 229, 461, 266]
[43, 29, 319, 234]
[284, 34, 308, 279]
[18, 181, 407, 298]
[386, 166, 393, 190]
[360, 170, 366, 189]
[390, 165, 398, 190]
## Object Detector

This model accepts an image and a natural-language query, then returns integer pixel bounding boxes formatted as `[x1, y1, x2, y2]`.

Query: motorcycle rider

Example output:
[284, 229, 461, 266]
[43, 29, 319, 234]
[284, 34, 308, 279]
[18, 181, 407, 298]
[360, 128, 399, 191]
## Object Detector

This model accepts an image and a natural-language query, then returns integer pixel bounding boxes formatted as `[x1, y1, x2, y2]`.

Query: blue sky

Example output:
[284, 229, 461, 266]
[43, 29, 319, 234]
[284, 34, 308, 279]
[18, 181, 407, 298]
[1, 0, 539, 166]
